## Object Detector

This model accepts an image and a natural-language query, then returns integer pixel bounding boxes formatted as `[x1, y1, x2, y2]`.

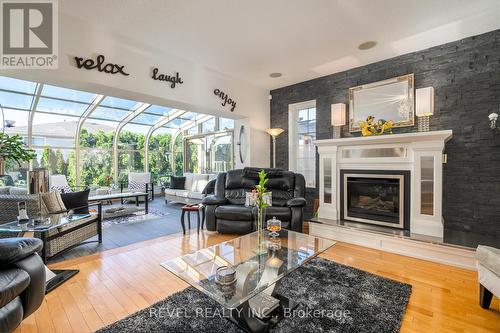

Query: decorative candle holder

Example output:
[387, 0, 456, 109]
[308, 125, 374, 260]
[215, 266, 236, 285]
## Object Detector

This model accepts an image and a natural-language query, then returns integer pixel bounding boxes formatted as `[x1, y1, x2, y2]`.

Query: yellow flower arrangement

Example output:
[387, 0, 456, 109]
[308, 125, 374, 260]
[358, 116, 394, 136]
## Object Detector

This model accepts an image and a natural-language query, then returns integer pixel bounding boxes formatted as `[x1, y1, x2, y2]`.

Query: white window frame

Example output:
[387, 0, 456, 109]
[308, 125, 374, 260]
[288, 100, 316, 188]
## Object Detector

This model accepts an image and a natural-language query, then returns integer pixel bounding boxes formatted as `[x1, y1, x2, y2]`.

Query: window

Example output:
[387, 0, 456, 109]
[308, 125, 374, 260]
[289, 100, 316, 187]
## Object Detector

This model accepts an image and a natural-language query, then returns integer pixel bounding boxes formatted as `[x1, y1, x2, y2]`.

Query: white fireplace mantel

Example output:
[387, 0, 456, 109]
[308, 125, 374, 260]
[314, 130, 453, 147]
[314, 130, 453, 239]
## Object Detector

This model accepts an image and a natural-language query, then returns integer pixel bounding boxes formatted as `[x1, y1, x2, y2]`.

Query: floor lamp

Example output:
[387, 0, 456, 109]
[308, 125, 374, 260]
[266, 128, 284, 168]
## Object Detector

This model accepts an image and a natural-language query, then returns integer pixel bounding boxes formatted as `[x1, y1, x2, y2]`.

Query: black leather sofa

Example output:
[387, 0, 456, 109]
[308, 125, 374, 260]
[0, 238, 46, 333]
[202, 168, 306, 234]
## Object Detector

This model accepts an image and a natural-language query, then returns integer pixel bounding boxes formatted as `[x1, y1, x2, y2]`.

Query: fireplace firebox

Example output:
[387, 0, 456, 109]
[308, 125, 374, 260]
[340, 170, 410, 230]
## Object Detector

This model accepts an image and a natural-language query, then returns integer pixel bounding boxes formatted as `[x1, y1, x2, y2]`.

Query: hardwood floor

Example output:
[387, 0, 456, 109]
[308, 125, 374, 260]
[15, 230, 499, 333]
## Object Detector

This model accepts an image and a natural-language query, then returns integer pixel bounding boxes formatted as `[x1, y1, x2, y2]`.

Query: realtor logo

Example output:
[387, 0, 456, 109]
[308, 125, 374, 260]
[1, 0, 58, 68]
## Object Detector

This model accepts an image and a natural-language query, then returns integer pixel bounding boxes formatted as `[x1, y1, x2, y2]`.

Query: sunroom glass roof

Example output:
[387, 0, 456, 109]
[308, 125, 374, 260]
[0, 76, 37, 94]
[41, 85, 97, 104]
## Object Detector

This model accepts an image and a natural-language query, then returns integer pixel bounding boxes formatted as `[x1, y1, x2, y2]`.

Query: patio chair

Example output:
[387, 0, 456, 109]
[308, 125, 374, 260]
[49, 175, 73, 193]
[120, 172, 154, 202]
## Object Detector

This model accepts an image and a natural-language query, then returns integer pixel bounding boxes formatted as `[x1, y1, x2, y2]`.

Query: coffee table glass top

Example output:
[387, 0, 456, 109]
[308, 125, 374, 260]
[88, 191, 148, 201]
[0, 213, 95, 233]
[161, 230, 335, 309]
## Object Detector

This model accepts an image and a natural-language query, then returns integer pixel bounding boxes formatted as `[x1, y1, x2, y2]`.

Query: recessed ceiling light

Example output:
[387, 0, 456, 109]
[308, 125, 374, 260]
[358, 41, 377, 50]
[269, 72, 282, 78]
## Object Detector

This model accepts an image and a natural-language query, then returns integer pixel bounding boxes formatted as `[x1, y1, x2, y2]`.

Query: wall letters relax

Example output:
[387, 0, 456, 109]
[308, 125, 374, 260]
[152, 68, 183, 88]
[214, 89, 236, 112]
[74, 55, 130, 76]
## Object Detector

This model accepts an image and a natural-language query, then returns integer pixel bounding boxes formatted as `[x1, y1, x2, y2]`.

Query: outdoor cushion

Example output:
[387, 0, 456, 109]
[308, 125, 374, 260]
[128, 172, 150, 184]
[188, 191, 204, 200]
[9, 187, 28, 195]
[60, 189, 90, 214]
[41, 191, 66, 214]
[169, 176, 186, 189]
[49, 175, 72, 193]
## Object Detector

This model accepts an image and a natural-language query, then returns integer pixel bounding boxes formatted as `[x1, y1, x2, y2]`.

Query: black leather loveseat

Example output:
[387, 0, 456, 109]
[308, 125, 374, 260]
[202, 168, 306, 234]
[0, 238, 46, 332]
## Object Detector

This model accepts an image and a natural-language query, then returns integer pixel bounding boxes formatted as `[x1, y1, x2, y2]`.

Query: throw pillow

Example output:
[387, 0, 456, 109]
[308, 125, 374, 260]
[50, 185, 73, 193]
[60, 189, 90, 214]
[41, 191, 67, 214]
[169, 176, 186, 190]
[128, 181, 145, 190]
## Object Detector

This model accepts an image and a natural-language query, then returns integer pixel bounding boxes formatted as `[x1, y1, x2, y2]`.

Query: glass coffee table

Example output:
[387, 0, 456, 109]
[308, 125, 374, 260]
[162, 230, 335, 332]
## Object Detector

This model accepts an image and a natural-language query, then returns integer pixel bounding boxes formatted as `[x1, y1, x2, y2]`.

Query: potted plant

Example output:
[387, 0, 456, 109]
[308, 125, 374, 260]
[0, 132, 36, 175]
[254, 169, 269, 253]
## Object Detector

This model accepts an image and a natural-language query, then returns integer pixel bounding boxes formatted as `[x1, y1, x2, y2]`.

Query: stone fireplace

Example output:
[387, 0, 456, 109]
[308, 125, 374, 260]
[315, 130, 452, 239]
[340, 170, 410, 230]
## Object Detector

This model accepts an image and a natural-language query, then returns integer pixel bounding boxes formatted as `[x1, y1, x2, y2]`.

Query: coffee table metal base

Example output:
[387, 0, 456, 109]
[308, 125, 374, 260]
[228, 292, 298, 333]
[46, 269, 79, 293]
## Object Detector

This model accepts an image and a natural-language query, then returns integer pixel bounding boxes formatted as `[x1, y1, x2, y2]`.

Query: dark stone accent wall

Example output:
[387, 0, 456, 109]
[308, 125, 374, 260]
[270, 29, 500, 248]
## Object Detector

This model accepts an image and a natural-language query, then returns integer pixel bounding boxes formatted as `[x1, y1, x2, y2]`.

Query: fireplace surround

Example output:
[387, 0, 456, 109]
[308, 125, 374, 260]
[340, 170, 410, 230]
[315, 130, 452, 239]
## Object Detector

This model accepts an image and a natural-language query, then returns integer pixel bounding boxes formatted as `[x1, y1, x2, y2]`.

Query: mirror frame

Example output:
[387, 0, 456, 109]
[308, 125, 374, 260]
[348, 73, 414, 132]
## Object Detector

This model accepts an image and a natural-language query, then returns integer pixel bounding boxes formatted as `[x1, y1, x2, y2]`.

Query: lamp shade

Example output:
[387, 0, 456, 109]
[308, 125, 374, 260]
[331, 103, 346, 126]
[266, 128, 284, 137]
[416, 87, 434, 117]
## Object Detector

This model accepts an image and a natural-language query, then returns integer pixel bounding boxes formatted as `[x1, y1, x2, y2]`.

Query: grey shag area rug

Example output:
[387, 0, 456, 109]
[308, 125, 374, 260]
[96, 257, 411, 333]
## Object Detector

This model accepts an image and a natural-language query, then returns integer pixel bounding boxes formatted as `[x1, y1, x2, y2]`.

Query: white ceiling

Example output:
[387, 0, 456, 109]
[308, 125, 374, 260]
[61, 0, 500, 90]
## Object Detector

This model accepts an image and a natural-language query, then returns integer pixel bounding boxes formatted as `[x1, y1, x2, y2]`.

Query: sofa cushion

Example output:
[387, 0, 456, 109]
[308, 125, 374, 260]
[0, 268, 30, 308]
[183, 173, 194, 191]
[175, 190, 189, 198]
[191, 174, 209, 192]
[188, 191, 204, 200]
[169, 176, 186, 190]
[225, 169, 257, 190]
[215, 205, 253, 221]
[216, 219, 253, 234]
[225, 188, 248, 205]
[164, 188, 177, 196]
[60, 189, 90, 214]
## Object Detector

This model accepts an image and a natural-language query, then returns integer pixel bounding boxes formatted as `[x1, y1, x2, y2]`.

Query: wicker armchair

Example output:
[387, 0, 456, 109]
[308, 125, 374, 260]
[0, 193, 102, 263]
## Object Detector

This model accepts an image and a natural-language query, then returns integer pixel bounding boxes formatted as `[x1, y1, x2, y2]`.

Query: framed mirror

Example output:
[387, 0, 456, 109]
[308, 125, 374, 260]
[349, 74, 414, 132]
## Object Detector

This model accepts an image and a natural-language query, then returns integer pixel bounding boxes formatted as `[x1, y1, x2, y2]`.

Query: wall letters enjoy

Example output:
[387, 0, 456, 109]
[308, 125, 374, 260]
[214, 89, 236, 112]
[74, 54, 129, 76]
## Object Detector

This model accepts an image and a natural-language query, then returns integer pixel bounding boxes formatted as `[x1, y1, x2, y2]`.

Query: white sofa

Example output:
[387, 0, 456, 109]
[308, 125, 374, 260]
[164, 173, 216, 204]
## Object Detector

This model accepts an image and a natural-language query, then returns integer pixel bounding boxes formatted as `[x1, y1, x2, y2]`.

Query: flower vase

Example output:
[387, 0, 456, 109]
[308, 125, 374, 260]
[255, 207, 266, 255]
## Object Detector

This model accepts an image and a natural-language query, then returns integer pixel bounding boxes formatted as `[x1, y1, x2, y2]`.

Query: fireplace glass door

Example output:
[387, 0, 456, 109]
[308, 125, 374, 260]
[344, 174, 404, 228]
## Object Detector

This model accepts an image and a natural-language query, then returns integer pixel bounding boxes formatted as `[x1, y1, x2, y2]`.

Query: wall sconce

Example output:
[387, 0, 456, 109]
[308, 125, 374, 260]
[331, 103, 346, 138]
[266, 128, 284, 168]
[488, 112, 499, 130]
[415, 87, 434, 132]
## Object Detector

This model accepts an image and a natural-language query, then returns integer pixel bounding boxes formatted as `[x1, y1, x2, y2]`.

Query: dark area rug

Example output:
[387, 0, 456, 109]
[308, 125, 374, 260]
[96, 257, 412, 333]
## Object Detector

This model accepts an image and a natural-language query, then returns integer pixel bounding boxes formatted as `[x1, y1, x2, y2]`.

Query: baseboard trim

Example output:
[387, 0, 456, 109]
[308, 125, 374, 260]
[309, 222, 476, 270]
